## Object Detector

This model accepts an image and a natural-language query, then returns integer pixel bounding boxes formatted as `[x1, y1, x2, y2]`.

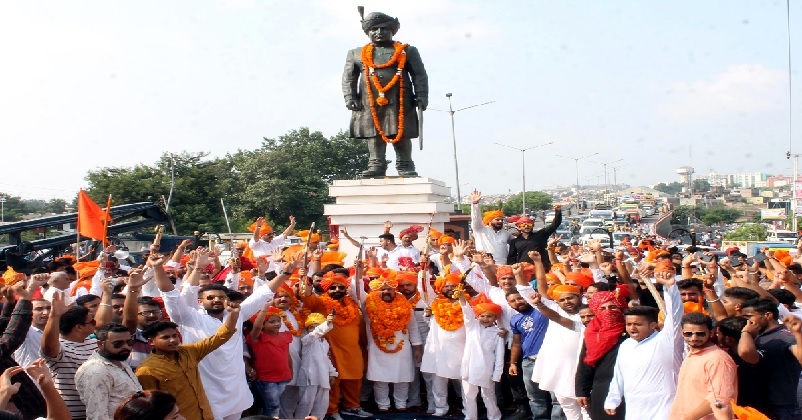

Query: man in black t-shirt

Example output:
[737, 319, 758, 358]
[739, 298, 802, 420]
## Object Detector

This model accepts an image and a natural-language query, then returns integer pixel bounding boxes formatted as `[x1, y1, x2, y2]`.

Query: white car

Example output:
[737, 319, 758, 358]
[581, 218, 605, 229]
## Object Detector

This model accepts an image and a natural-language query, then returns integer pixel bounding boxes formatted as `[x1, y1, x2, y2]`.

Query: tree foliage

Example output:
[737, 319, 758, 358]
[692, 179, 711, 192]
[0, 194, 70, 223]
[502, 191, 553, 216]
[725, 223, 767, 241]
[83, 128, 368, 235]
[653, 182, 684, 195]
[671, 205, 742, 226]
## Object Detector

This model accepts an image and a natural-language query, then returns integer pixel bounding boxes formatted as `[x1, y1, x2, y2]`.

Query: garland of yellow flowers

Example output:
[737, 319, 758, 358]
[430, 296, 466, 331]
[282, 307, 305, 337]
[360, 41, 409, 144]
[365, 292, 413, 353]
[317, 294, 360, 326]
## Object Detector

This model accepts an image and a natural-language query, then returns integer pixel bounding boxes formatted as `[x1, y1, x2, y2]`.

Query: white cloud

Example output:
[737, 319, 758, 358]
[660, 64, 786, 122]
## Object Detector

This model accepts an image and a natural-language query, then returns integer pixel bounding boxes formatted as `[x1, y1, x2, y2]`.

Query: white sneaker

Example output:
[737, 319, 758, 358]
[433, 409, 448, 417]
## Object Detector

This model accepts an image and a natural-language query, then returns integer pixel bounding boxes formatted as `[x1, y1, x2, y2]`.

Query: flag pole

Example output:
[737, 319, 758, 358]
[102, 194, 112, 247]
[75, 190, 81, 258]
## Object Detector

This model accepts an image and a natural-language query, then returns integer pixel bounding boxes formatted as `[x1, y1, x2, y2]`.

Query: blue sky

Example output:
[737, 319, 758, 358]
[1, 1, 800, 200]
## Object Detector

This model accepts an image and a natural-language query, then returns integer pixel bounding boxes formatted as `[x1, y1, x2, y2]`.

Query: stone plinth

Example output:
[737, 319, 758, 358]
[325, 177, 452, 263]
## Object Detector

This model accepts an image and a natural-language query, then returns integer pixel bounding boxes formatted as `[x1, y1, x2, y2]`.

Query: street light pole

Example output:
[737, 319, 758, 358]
[0, 197, 5, 223]
[494, 141, 554, 215]
[555, 152, 599, 206]
[430, 94, 495, 210]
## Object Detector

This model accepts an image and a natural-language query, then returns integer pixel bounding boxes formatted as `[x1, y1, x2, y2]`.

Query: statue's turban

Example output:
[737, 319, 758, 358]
[362, 12, 400, 35]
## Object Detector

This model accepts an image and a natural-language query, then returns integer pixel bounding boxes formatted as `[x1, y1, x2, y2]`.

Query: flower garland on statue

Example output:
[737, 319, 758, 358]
[430, 295, 467, 331]
[317, 294, 361, 326]
[365, 292, 413, 353]
[360, 41, 409, 144]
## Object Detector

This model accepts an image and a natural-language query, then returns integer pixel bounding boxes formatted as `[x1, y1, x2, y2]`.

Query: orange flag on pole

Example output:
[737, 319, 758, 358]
[77, 190, 112, 242]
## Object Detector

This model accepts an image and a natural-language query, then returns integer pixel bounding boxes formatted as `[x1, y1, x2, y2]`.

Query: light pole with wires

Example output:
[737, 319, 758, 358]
[494, 141, 553, 215]
[429, 94, 495, 210]
[555, 152, 599, 204]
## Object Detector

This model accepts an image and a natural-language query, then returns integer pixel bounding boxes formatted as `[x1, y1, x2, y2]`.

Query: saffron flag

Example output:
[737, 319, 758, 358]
[77, 190, 112, 242]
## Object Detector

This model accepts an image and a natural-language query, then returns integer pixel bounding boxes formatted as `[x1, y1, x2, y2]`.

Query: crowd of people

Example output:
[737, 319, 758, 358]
[0, 192, 801, 420]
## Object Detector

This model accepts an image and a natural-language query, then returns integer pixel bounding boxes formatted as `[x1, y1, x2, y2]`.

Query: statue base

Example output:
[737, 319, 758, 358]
[325, 177, 453, 263]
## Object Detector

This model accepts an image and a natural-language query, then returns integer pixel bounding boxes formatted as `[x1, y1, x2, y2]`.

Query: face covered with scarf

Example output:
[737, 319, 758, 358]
[583, 291, 627, 367]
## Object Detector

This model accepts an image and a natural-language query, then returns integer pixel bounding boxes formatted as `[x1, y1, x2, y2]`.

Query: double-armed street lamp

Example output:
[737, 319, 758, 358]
[494, 141, 554, 215]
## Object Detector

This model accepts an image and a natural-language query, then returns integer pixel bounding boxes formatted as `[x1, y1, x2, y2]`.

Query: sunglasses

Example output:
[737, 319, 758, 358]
[329, 285, 348, 291]
[107, 338, 135, 349]
[205, 295, 227, 301]
[138, 310, 162, 316]
[682, 331, 707, 338]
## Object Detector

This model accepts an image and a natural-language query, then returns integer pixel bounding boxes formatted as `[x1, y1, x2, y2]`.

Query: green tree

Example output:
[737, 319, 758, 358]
[653, 182, 684, 195]
[692, 179, 711, 192]
[46, 199, 69, 214]
[229, 128, 368, 230]
[699, 206, 742, 226]
[0, 193, 27, 222]
[725, 223, 767, 241]
[502, 191, 552, 216]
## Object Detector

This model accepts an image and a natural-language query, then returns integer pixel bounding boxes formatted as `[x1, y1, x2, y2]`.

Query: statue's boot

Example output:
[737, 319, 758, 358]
[393, 137, 418, 177]
[362, 138, 388, 178]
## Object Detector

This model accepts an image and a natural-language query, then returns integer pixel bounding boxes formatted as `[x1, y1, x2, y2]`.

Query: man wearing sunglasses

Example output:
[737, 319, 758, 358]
[75, 322, 143, 420]
[507, 204, 562, 270]
[669, 313, 737, 420]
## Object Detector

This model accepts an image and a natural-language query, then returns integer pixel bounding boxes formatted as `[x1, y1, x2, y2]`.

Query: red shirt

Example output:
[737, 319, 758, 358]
[247, 331, 293, 382]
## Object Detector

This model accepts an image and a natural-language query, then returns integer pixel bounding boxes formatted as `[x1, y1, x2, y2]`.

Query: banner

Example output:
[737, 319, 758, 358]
[761, 208, 787, 220]
[796, 180, 802, 216]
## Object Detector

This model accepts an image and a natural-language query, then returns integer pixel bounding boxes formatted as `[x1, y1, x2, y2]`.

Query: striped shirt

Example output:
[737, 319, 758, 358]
[42, 336, 97, 419]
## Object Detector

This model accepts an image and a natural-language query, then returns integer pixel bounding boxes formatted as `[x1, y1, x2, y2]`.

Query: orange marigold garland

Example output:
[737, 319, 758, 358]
[431, 296, 465, 331]
[365, 292, 413, 353]
[408, 291, 421, 306]
[360, 41, 409, 144]
[282, 307, 305, 337]
[317, 295, 360, 326]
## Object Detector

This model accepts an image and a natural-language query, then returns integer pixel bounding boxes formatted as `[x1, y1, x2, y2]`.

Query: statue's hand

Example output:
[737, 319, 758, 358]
[346, 100, 360, 111]
[416, 97, 428, 111]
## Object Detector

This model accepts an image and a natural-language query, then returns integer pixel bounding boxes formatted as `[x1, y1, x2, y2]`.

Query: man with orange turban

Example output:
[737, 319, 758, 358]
[508, 204, 563, 270]
[469, 191, 513, 263]
[522, 252, 587, 420]
[430, 235, 458, 275]
[249, 216, 296, 261]
[301, 270, 373, 418]
[362, 272, 422, 413]
[395, 271, 434, 411]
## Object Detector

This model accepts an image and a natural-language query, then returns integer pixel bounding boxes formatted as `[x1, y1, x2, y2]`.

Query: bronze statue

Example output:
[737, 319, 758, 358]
[342, 9, 429, 178]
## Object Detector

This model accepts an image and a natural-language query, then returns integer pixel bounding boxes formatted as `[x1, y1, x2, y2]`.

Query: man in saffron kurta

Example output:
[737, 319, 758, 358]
[301, 271, 372, 418]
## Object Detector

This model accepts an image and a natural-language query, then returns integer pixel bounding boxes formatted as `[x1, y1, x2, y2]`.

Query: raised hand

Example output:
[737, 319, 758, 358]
[527, 250, 541, 262]
[528, 292, 542, 306]
[482, 252, 495, 267]
[149, 253, 168, 267]
[196, 248, 211, 269]
[312, 248, 323, 261]
[51, 292, 74, 318]
[452, 239, 468, 258]
[0, 366, 24, 397]
[101, 278, 114, 295]
[654, 271, 675, 287]
[288, 215, 296, 225]
[25, 359, 53, 386]
[512, 263, 524, 277]
[384, 220, 393, 230]
[255, 216, 265, 228]
[128, 268, 147, 289]
[226, 300, 241, 314]
[599, 262, 613, 275]
[469, 190, 482, 205]
[783, 315, 802, 334]
[553, 204, 562, 212]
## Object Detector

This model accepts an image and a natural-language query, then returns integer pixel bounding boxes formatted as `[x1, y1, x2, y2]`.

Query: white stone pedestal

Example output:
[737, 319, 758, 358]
[325, 177, 453, 264]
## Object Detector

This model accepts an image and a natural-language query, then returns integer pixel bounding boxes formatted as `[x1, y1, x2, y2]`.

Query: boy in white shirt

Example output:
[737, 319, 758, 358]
[458, 296, 505, 420]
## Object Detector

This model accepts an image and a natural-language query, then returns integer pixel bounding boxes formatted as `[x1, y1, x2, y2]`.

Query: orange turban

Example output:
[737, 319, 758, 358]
[369, 277, 399, 291]
[549, 284, 582, 300]
[1, 267, 25, 286]
[684, 298, 709, 315]
[248, 220, 273, 235]
[774, 250, 790, 261]
[429, 228, 443, 240]
[73, 260, 100, 280]
[321, 251, 347, 267]
[327, 238, 339, 249]
[439, 235, 456, 245]
[239, 270, 254, 286]
[521, 262, 536, 280]
[434, 273, 462, 292]
[297, 230, 321, 243]
[320, 271, 348, 291]
[545, 272, 559, 284]
[482, 210, 505, 226]
[496, 265, 514, 279]
[366, 267, 385, 278]
[396, 271, 418, 285]
[565, 271, 594, 289]
[473, 302, 503, 317]
[654, 259, 676, 274]
[264, 306, 284, 318]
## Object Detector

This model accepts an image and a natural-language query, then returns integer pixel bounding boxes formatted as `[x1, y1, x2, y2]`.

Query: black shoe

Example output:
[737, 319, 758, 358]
[361, 167, 387, 178]
[397, 169, 418, 177]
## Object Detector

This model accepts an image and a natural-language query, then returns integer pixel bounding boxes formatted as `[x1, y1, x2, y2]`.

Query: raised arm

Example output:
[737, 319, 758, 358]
[26, 359, 71, 420]
[250, 301, 270, 342]
[93, 277, 115, 327]
[469, 191, 484, 232]
[543, 204, 562, 236]
[122, 268, 147, 334]
[281, 215, 297, 239]
[339, 227, 362, 249]
[782, 315, 802, 366]
[41, 292, 72, 358]
[523, 289, 575, 330]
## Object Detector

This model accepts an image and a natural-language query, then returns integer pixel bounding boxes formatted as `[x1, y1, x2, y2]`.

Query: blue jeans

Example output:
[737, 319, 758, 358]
[521, 358, 566, 420]
[255, 380, 288, 418]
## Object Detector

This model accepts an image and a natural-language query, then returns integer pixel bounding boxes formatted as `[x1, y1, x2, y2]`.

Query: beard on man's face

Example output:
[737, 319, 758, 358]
[328, 291, 346, 300]
[99, 348, 131, 361]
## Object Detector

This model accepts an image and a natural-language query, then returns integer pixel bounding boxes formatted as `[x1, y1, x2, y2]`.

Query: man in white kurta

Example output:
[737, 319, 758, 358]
[397, 272, 434, 411]
[469, 191, 512, 263]
[518, 283, 588, 420]
[603, 274, 684, 420]
[360, 277, 422, 411]
[420, 273, 466, 417]
[154, 257, 281, 420]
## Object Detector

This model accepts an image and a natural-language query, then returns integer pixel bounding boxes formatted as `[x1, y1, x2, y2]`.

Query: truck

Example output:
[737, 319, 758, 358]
[765, 230, 798, 244]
